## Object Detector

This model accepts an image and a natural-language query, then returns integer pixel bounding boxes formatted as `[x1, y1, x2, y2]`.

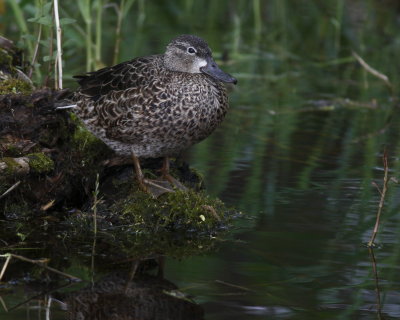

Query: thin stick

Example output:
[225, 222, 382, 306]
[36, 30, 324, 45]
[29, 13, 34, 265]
[113, 0, 125, 65]
[95, 0, 103, 67]
[45, 296, 52, 320]
[29, 16, 43, 78]
[352, 51, 392, 89]
[44, 20, 54, 87]
[53, 0, 63, 89]
[91, 173, 100, 236]
[215, 279, 253, 292]
[0, 181, 21, 200]
[0, 296, 8, 312]
[124, 260, 139, 293]
[90, 173, 100, 285]
[7, 281, 74, 312]
[368, 247, 382, 317]
[0, 253, 81, 281]
[0, 255, 12, 281]
[368, 150, 389, 247]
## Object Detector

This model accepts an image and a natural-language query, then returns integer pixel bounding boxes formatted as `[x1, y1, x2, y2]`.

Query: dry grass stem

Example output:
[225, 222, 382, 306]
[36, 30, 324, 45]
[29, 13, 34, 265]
[0, 254, 12, 281]
[368, 247, 383, 316]
[215, 279, 253, 292]
[368, 151, 389, 247]
[0, 181, 21, 200]
[352, 51, 392, 89]
[53, 0, 63, 89]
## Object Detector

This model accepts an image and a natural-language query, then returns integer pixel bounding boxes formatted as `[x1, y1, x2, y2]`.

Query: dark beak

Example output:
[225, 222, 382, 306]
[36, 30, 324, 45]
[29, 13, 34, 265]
[200, 56, 237, 84]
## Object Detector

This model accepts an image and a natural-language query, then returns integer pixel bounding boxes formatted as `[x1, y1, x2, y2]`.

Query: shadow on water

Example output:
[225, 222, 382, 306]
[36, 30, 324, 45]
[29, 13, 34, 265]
[2, 0, 400, 319]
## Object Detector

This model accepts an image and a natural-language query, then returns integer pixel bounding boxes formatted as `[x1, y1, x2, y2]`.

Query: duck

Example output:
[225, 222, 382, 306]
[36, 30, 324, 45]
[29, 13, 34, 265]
[72, 34, 237, 196]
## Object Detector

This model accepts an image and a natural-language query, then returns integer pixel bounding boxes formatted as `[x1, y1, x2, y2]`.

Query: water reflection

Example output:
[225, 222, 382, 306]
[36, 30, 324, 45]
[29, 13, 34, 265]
[67, 271, 204, 320]
[0, 250, 204, 320]
[0, 260, 204, 320]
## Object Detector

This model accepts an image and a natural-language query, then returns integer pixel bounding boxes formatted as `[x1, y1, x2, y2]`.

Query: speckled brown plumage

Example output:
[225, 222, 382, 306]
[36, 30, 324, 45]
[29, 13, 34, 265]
[72, 35, 236, 159]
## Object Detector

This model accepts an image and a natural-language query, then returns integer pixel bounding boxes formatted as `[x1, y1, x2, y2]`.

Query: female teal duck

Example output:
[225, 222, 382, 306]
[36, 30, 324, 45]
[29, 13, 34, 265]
[73, 34, 237, 195]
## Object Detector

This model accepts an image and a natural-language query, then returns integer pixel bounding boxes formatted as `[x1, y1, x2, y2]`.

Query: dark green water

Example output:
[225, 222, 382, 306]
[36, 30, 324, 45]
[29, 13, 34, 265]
[2, 0, 400, 319]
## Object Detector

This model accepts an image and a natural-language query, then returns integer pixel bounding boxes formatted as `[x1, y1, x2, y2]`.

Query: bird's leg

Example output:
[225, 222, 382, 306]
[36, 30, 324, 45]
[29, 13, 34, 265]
[131, 153, 174, 197]
[131, 153, 148, 192]
[161, 157, 187, 191]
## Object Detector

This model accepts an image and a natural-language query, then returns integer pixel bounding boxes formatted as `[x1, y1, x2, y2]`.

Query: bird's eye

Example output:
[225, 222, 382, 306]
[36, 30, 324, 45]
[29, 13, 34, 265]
[187, 47, 196, 54]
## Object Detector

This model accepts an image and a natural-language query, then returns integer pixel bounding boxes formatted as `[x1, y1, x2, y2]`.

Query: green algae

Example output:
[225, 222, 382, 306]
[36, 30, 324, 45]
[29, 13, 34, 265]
[27, 153, 54, 174]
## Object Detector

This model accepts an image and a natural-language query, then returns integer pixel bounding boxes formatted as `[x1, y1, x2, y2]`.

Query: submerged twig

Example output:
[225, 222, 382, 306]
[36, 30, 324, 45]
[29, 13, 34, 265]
[368, 150, 389, 247]
[0, 254, 12, 281]
[124, 260, 139, 293]
[7, 281, 73, 312]
[368, 247, 383, 318]
[45, 296, 52, 320]
[215, 279, 253, 292]
[0, 253, 81, 281]
[0, 296, 8, 312]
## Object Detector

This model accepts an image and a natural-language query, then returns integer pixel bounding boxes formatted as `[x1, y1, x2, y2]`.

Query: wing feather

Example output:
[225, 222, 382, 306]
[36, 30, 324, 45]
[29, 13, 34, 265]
[73, 55, 161, 100]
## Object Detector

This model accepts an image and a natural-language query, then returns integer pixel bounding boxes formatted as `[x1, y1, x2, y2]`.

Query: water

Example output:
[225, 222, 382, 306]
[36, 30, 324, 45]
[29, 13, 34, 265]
[2, 1, 400, 319]
[168, 108, 400, 319]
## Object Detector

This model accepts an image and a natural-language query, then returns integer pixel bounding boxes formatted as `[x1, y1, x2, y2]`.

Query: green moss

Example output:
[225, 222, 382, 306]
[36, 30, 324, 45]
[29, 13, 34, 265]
[2, 157, 22, 174]
[64, 188, 233, 260]
[114, 189, 228, 233]
[70, 114, 111, 167]
[0, 48, 13, 69]
[3, 144, 21, 157]
[0, 78, 33, 94]
[27, 153, 54, 174]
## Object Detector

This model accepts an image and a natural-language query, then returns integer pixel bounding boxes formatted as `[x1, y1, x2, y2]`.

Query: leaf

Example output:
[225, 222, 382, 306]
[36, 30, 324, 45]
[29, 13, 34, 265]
[43, 53, 57, 62]
[28, 15, 53, 26]
[123, 0, 137, 17]
[60, 18, 77, 25]
[78, 0, 91, 23]
[17, 232, 26, 241]
[43, 2, 53, 14]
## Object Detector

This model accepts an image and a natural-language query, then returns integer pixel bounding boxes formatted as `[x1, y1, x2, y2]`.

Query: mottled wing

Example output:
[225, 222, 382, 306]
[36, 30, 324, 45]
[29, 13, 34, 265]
[99, 77, 174, 144]
[74, 55, 161, 101]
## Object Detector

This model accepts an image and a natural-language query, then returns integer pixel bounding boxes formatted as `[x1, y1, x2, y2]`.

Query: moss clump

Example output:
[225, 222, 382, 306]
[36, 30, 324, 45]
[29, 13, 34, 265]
[0, 78, 33, 94]
[69, 114, 111, 167]
[0, 48, 13, 70]
[64, 188, 234, 260]
[27, 153, 54, 174]
[114, 189, 228, 234]
[2, 157, 21, 174]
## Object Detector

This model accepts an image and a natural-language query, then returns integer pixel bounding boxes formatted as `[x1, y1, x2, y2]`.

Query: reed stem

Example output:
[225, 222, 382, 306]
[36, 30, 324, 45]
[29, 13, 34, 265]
[53, 0, 63, 89]
[368, 150, 389, 247]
